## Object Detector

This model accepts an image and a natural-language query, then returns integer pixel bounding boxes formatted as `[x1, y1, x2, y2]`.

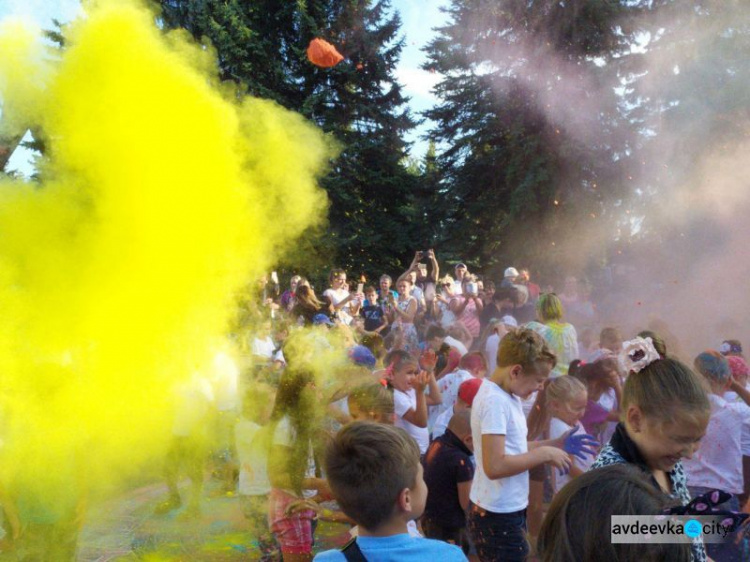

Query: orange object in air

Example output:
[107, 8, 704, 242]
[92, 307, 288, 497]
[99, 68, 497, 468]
[307, 38, 344, 68]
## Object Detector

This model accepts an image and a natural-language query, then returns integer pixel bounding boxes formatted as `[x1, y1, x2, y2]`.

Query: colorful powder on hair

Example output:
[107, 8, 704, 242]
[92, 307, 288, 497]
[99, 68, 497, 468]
[0, 0, 332, 509]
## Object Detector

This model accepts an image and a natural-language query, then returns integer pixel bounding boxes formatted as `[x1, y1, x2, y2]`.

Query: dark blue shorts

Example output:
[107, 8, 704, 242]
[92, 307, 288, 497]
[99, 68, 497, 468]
[467, 503, 528, 562]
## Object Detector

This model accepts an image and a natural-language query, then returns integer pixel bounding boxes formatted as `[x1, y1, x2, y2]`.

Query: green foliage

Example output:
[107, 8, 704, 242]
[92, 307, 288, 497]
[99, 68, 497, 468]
[159, 0, 421, 279]
[424, 0, 642, 280]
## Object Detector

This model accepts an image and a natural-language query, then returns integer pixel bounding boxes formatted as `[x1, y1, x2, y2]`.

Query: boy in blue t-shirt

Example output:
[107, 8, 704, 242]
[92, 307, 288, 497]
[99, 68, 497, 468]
[360, 286, 388, 333]
[314, 422, 465, 561]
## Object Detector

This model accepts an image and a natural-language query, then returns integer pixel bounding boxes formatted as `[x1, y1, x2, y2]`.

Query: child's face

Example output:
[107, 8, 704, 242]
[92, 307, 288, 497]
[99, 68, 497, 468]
[602, 334, 622, 352]
[380, 278, 391, 292]
[366, 291, 377, 303]
[627, 410, 707, 472]
[510, 365, 550, 399]
[428, 336, 445, 351]
[397, 281, 411, 296]
[551, 390, 588, 427]
[391, 362, 419, 393]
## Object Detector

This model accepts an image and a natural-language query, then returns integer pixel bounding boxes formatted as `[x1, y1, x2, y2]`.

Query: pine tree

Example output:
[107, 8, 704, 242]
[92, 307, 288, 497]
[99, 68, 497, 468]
[424, 0, 641, 278]
[159, 0, 419, 278]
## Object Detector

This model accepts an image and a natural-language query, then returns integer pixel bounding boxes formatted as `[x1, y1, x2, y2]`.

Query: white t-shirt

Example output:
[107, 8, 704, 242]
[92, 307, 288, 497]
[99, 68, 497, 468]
[251, 336, 276, 359]
[683, 394, 750, 494]
[394, 388, 430, 454]
[210, 351, 239, 412]
[433, 369, 474, 420]
[432, 406, 454, 440]
[597, 387, 618, 444]
[485, 333, 500, 375]
[549, 418, 594, 494]
[520, 391, 537, 418]
[172, 373, 214, 437]
[444, 336, 468, 357]
[439, 300, 457, 329]
[452, 279, 464, 295]
[724, 383, 750, 406]
[323, 288, 353, 324]
[235, 419, 271, 496]
[470, 380, 529, 513]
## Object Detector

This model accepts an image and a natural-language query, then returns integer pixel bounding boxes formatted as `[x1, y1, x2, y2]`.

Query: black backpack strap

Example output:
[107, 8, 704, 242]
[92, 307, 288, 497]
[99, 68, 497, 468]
[340, 537, 368, 562]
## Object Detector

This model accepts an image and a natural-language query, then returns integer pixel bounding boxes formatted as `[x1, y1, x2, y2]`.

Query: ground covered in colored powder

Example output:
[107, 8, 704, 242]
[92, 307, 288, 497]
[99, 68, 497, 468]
[77, 479, 350, 561]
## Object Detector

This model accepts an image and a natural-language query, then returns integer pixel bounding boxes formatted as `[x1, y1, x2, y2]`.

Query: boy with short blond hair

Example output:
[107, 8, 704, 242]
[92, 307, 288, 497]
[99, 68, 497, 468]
[468, 328, 596, 562]
[314, 422, 464, 561]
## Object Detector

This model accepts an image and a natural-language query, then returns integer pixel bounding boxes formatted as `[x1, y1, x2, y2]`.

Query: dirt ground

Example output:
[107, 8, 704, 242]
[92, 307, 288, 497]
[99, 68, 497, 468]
[77, 480, 351, 561]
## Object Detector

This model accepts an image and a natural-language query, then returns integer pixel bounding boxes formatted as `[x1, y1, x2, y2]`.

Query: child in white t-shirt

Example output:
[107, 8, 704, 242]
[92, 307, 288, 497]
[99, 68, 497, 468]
[386, 350, 442, 455]
[527, 376, 594, 493]
[686, 352, 750, 499]
[235, 384, 277, 559]
[468, 328, 597, 562]
[430, 352, 486, 434]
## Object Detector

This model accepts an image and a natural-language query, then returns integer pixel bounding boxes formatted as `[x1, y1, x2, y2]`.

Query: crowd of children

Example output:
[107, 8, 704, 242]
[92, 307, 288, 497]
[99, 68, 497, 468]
[0, 252, 738, 561]
[141, 253, 750, 562]
[219, 252, 750, 561]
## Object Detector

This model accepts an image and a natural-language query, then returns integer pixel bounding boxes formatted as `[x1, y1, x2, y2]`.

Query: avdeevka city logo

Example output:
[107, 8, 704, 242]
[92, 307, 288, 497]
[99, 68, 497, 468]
[684, 519, 703, 538]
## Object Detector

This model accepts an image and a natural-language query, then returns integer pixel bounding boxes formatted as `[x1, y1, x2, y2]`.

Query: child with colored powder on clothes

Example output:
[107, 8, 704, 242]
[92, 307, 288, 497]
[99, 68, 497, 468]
[385, 349, 442, 457]
[683, 351, 750, 562]
[432, 377, 483, 440]
[467, 327, 597, 562]
[429, 351, 486, 436]
[528, 293, 579, 377]
[724, 355, 750, 505]
[591, 336, 712, 562]
[283, 382, 399, 537]
[526, 375, 595, 544]
[267, 368, 330, 562]
[235, 384, 279, 560]
[570, 357, 622, 445]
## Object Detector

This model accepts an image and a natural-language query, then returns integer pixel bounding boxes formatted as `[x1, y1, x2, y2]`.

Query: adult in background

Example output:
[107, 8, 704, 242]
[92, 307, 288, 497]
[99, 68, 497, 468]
[512, 285, 536, 325]
[280, 275, 301, 312]
[517, 268, 541, 301]
[532, 293, 579, 377]
[453, 263, 468, 295]
[435, 275, 458, 329]
[402, 249, 439, 293]
[387, 277, 419, 354]
[480, 287, 517, 333]
[322, 269, 360, 325]
[500, 266, 519, 288]
[450, 275, 484, 349]
[376, 274, 398, 305]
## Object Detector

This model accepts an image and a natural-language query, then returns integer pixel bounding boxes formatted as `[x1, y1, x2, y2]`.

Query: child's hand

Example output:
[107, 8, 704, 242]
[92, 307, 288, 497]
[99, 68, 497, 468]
[420, 349, 438, 371]
[285, 499, 319, 517]
[560, 429, 599, 461]
[414, 371, 430, 393]
[541, 446, 573, 472]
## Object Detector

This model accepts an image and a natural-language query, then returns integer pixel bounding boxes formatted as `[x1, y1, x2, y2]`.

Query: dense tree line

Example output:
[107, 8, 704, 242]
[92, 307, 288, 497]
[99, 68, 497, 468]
[2, 1, 749, 284]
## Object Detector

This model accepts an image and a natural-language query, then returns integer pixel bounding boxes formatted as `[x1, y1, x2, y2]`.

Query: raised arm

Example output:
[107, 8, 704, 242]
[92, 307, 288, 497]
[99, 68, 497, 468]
[427, 249, 440, 280]
[401, 374, 429, 428]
